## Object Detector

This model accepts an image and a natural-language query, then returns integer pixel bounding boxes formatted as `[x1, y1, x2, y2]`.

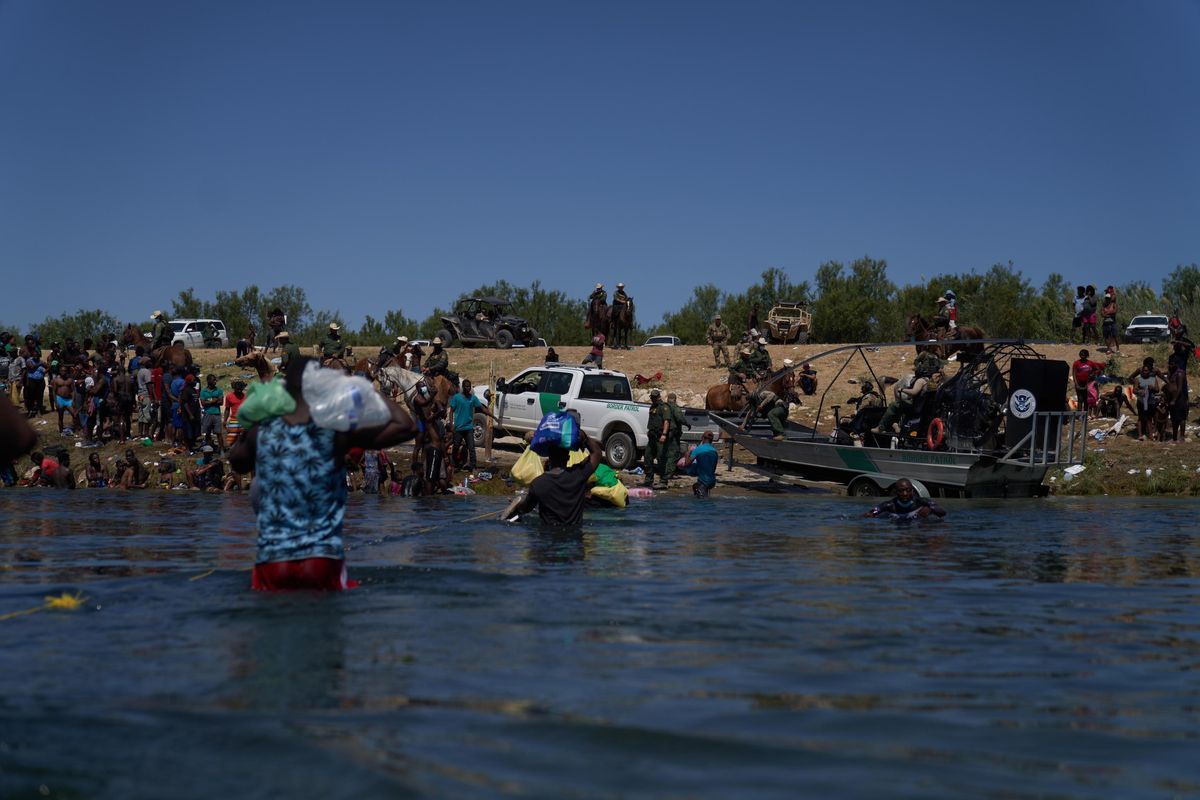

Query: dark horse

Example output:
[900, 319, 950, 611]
[906, 314, 985, 360]
[611, 300, 635, 350]
[120, 323, 192, 368]
[586, 298, 610, 338]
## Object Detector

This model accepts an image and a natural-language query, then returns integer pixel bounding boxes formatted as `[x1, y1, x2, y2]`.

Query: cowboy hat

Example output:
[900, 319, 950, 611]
[616, 282, 625, 288]
[432, 336, 443, 345]
[937, 296, 949, 304]
[328, 322, 340, 330]
[151, 310, 163, 318]
[396, 335, 409, 343]
[595, 283, 603, 289]
[782, 358, 794, 367]
[277, 331, 290, 338]
[757, 337, 767, 345]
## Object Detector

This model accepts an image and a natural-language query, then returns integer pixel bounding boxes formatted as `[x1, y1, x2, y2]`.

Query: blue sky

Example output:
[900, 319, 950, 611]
[2, 0, 1197, 331]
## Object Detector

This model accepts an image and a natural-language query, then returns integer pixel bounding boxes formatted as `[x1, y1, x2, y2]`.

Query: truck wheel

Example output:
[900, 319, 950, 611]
[603, 431, 635, 470]
[848, 476, 881, 496]
[435, 328, 455, 347]
[495, 329, 514, 349]
[798, 332, 809, 344]
[473, 413, 487, 448]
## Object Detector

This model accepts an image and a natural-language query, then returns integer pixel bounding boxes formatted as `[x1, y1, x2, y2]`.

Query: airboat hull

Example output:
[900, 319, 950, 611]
[712, 416, 1050, 498]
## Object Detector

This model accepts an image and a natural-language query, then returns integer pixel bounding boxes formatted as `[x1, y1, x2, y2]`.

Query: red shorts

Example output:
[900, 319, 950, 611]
[251, 557, 358, 592]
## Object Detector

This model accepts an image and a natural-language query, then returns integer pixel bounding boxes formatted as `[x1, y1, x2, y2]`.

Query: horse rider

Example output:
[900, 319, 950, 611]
[750, 336, 772, 376]
[266, 308, 286, 351]
[319, 323, 346, 365]
[150, 311, 172, 350]
[588, 283, 607, 306]
[706, 314, 730, 368]
[377, 336, 403, 370]
[931, 297, 953, 337]
[942, 290, 958, 328]
[613, 282, 631, 310]
[277, 331, 302, 374]
[422, 336, 458, 385]
[728, 345, 756, 399]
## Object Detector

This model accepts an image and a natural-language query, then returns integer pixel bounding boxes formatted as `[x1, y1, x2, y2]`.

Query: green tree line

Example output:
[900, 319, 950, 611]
[7, 263, 1199, 348]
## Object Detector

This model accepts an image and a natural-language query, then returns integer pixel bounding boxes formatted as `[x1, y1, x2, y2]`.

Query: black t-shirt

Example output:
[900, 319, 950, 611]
[528, 461, 597, 526]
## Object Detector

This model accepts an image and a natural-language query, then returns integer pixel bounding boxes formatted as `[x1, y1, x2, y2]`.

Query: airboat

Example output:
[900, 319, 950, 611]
[710, 340, 1087, 498]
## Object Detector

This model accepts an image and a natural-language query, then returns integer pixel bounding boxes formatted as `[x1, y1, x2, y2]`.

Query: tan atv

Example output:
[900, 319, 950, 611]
[765, 301, 811, 343]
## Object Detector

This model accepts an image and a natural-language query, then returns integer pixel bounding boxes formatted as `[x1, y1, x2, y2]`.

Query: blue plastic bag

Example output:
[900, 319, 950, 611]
[530, 411, 581, 455]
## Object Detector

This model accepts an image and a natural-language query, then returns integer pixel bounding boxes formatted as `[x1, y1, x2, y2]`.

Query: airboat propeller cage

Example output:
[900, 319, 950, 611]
[1005, 359, 1069, 449]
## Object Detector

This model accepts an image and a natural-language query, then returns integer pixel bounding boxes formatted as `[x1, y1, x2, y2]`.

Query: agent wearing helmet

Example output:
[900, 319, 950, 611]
[319, 322, 346, 364]
[706, 314, 730, 368]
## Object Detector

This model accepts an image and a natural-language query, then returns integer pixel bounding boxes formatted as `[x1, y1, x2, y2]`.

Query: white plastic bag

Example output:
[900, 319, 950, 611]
[302, 362, 391, 431]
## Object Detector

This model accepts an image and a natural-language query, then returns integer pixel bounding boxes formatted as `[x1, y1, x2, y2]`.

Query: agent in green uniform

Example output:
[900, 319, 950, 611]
[319, 323, 346, 362]
[278, 331, 302, 375]
[729, 346, 755, 388]
[643, 388, 671, 488]
[150, 311, 171, 349]
[750, 337, 772, 375]
[423, 336, 449, 377]
[706, 315, 731, 368]
[664, 392, 690, 482]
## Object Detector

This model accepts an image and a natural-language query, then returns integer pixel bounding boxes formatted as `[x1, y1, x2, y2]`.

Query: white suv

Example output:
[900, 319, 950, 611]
[170, 319, 230, 348]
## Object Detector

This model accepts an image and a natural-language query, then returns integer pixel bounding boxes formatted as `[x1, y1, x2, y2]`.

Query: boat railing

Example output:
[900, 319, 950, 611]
[998, 411, 1087, 468]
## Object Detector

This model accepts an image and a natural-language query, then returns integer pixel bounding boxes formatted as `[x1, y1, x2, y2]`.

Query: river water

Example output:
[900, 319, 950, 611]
[0, 492, 1197, 798]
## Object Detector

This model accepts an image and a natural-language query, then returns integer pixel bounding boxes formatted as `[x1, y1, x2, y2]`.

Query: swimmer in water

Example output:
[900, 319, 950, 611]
[863, 478, 946, 520]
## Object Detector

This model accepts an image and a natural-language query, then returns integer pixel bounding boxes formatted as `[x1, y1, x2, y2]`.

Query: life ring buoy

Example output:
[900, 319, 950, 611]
[926, 417, 945, 450]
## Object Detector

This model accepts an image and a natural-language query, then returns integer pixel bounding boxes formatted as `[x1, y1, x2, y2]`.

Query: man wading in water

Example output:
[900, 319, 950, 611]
[863, 478, 946, 520]
[504, 419, 602, 526]
[230, 357, 415, 591]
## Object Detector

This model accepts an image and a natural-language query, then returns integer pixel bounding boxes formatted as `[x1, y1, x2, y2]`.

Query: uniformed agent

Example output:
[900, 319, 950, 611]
[706, 315, 731, 368]
[931, 297, 952, 335]
[729, 346, 755, 388]
[612, 283, 631, 308]
[319, 323, 346, 361]
[150, 311, 171, 349]
[643, 388, 670, 488]
[278, 331, 302, 375]
[664, 392, 690, 482]
[588, 283, 607, 304]
[751, 337, 772, 374]
[423, 336, 450, 378]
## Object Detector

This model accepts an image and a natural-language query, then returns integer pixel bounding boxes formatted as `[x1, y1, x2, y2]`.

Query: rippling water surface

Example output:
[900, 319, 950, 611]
[1, 492, 1197, 798]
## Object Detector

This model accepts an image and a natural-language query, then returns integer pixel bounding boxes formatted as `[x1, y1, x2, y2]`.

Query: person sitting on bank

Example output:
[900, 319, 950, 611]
[864, 478, 946, 519]
[798, 362, 818, 395]
[504, 418, 602, 526]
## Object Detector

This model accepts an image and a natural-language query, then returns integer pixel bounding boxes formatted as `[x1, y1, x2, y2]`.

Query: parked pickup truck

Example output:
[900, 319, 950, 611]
[473, 364, 716, 470]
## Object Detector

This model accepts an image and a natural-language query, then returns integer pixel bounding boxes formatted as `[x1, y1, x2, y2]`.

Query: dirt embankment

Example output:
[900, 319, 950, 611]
[18, 342, 1199, 496]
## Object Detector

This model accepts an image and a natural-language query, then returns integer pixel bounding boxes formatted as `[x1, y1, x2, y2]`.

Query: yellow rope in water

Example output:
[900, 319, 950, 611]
[0, 591, 88, 622]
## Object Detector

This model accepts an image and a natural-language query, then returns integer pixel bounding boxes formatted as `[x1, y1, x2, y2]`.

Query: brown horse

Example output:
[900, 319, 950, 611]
[705, 373, 789, 413]
[587, 299, 611, 338]
[120, 323, 149, 349]
[611, 300, 635, 349]
[906, 314, 985, 360]
[235, 350, 276, 382]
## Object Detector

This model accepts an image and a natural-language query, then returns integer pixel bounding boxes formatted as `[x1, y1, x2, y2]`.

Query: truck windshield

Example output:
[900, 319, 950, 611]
[579, 375, 632, 401]
[540, 372, 574, 395]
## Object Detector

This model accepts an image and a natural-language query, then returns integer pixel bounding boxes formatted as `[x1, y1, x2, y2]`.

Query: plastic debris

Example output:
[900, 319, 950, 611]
[1127, 469, 1139, 475]
[477, 471, 493, 481]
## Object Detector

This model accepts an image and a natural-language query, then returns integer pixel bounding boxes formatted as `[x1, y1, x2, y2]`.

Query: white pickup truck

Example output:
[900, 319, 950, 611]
[472, 364, 717, 470]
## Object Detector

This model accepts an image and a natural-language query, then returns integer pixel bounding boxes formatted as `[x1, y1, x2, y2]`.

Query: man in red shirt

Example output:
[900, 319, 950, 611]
[1072, 348, 1106, 418]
